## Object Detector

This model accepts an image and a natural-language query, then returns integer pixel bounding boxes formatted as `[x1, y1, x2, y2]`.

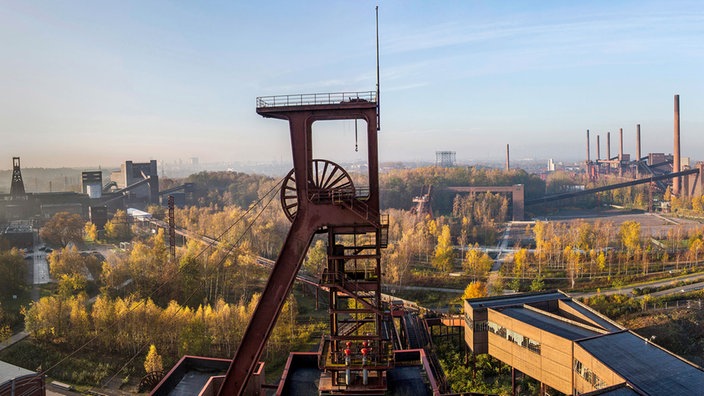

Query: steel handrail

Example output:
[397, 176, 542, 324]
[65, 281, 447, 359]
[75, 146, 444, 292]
[256, 91, 377, 108]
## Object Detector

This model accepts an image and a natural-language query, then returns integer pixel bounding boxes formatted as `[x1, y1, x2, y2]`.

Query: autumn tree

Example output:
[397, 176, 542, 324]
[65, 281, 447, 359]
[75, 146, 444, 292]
[0, 249, 26, 299]
[48, 246, 88, 279]
[432, 225, 454, 272]
[144, 344, 164, 374]
[0, 304, 11, 342]
[105, 209, 132, 241]
[689, 238, 704, 268]
[40, 212, 85, 247]
[463, 244, 493, 280]
[462, 281, 488, 299]
[304, 239, 327, 276]
[512, 248, 529, 279]
[619, 220, 641, 261]
[84, 222, 98, 241]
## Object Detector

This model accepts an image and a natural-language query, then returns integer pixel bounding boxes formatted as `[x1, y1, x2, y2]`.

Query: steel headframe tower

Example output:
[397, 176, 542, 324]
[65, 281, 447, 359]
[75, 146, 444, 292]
[218, 91, 390, 395]
[10, 157, 26, 197]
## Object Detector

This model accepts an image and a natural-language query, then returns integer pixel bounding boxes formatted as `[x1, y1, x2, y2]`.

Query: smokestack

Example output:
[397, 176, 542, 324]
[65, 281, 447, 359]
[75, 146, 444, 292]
[636, 124, 641, 177]
[636, 124, 641, 161]
[586, 130, 591, 162]
[619, 128, 624, 177]
[597, 135, 601, 160]
[607, 132, 611, 160]
[505, 144, 510, 171]
[673, 94, 681, 195]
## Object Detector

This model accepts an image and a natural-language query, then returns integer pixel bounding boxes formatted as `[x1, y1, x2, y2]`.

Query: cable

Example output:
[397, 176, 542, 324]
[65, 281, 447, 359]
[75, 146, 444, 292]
[91, 180, 284, 391]
[35, 176, 285, 383]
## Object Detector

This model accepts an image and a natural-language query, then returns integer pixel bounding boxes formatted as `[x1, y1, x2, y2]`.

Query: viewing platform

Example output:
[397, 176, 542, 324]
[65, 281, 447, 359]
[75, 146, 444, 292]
[256, 91, 376, 108]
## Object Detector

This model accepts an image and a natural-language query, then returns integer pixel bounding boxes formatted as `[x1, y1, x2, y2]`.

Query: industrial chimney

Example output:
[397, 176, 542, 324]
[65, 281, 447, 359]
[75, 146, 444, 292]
[673, 94, 681, 195]
[636, 124, 641, 177]
[505, 144, 510, 171]
[597, 134, 601, 160]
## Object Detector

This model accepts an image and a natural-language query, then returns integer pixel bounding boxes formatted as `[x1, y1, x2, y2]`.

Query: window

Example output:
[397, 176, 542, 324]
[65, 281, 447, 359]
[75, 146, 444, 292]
[574, 359, 605, 390]
[487, 321, 540, 355]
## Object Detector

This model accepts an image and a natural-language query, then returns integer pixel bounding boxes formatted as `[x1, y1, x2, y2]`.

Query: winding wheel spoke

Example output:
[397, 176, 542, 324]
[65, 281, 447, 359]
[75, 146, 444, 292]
[280, 159, 354, 222]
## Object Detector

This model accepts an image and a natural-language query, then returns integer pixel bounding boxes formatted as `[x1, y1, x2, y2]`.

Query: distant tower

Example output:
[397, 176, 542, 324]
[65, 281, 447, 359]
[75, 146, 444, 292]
[10, 157, 26, 197]
[435, 151, 456, 168]
[506, 144, 510, 171]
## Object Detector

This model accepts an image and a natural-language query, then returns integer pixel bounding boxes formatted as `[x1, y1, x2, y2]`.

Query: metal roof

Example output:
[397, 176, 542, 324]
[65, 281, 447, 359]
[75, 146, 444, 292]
[467, 290, 568, 309]
[577, 331, 704, 396]
[0, 360, 35, 385]
[497, 307, 600, 340]
[560, 299, 624, 332]
[582, 383, 642, 395]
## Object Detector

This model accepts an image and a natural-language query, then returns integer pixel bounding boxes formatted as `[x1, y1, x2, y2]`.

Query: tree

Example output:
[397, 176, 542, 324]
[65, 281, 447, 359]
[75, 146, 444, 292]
[40, 212, 85, 247]
[462, 281, 487, 299]
[0, 249, 26, 299]
[619, 220, 641, 259]
[689, 238, 703, 268]
[464, 244, 493, 280]
[105, 210, 132, 241]
[84, 222, 98, 241]
[144, 344, 164, 374]
[512, 248, 529, 279]
[0, 304, 11, 342]
[432, 225, 454, 272]
[304, 239, 327, 276]
[529, 275, 545, 292]
[48, 246, 86, 279]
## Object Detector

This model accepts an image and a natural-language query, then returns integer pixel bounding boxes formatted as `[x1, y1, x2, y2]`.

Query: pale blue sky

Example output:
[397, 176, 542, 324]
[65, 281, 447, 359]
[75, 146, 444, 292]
[1, 1, 702, 169]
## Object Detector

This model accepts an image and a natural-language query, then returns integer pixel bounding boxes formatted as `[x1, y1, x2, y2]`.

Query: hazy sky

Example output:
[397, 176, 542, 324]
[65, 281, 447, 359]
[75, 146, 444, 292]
[1, 1, 702, 170]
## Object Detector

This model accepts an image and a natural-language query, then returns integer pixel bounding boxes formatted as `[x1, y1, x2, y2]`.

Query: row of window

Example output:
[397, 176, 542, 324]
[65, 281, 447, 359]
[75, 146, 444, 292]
[464, 315, 489, 332]
[574, 359, 606, 390]
[487, 321, 542, 354]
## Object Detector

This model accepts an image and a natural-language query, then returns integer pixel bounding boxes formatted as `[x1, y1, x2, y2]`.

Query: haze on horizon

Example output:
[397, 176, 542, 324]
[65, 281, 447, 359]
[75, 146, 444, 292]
[1, 1, 702, 170]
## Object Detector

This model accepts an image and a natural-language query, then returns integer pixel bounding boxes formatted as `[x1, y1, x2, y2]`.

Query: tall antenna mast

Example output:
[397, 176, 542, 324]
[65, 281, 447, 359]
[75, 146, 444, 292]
[376, 5, 380, 131]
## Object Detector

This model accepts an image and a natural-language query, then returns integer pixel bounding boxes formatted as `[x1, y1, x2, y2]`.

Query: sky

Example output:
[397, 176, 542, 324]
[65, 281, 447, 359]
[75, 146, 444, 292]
[1, 0, 702, 170]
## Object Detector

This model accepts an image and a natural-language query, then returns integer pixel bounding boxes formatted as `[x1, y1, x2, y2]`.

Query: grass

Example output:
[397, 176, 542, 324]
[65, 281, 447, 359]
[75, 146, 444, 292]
[0, 338, 141, 391]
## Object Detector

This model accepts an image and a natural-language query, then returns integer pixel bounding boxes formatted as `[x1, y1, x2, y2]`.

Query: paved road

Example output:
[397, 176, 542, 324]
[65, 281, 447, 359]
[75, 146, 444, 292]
[572, 272, 704, 299]
[32, 251, 51, 284]
[0, 331, 28, 352]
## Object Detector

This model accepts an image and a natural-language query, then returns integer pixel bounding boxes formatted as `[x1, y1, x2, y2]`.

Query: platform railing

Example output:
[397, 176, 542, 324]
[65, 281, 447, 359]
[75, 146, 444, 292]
[256, 91, 377, 108]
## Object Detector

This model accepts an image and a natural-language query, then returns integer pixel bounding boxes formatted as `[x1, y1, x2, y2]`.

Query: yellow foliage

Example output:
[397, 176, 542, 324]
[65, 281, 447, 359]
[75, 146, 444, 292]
[462, 281, 487, 300]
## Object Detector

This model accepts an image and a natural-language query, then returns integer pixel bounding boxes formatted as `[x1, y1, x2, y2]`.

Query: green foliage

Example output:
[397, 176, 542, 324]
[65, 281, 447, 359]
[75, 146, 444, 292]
[583, 294, 640, 318]
[436, 338, 511, 394]
[304, 239, 327, 275]
[529, 275, 545, 292]
[0, 248, 26, 299]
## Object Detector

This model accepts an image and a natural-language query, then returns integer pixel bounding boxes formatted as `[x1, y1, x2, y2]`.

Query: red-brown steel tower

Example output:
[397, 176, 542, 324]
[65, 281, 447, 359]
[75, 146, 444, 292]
[218, 91, 390, 395]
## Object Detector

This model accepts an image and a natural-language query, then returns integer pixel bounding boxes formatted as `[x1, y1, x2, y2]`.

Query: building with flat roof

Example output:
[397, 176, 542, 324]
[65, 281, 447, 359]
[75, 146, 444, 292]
[110, 160, 159, 204]
[0, 360, 44, 395]
[464, 291, 704, 395]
